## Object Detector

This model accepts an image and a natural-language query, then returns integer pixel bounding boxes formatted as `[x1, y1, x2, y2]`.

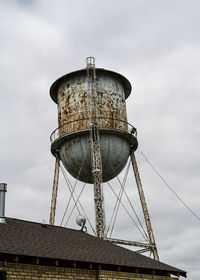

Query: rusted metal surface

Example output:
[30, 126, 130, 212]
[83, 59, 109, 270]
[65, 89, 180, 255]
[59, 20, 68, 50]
[56, 70, 128, 138]
[50, 68, 132, 102]
[50, 118, 136, 143]
[50, 68, 138, 184]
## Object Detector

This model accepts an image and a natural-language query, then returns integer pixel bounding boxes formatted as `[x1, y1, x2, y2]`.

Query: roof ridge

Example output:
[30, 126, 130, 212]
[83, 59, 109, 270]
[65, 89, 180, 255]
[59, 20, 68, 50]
[5, 217, 79, 232]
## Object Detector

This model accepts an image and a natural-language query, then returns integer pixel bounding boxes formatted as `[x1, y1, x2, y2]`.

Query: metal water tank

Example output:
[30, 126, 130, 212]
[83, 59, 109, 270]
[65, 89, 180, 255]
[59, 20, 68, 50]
[50, 68, 138, 183]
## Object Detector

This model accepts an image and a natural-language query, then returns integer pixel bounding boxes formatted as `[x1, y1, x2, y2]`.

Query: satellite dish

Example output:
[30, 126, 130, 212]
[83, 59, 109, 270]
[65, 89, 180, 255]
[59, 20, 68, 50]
[76, 215, 87, 232]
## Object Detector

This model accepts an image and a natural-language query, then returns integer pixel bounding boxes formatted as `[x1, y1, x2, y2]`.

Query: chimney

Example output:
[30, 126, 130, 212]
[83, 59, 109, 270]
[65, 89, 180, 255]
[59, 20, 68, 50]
[0, 183, 7, 223]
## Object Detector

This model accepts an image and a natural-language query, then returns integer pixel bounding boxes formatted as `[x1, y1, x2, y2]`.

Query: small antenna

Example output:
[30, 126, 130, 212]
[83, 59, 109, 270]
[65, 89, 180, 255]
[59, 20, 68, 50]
[76, 215, 87, 233]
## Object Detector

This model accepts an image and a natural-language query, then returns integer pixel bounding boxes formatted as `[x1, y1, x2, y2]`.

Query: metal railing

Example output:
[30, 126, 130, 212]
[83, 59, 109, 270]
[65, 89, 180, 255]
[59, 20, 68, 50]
[50, 117, 137, 143]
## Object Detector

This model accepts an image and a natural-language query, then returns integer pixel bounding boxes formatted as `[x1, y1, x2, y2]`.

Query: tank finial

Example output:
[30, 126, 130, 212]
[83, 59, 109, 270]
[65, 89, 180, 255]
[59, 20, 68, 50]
[86, 56, 95, 69]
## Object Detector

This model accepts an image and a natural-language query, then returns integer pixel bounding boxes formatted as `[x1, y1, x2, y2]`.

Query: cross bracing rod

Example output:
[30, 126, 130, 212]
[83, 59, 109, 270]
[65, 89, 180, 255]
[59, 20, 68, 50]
[49, 156, 60, 225]
[86, 57, 106, 238]
[104, 237, 156, 249]
[131, 153, 159, 260]
[136, 248, 152, 254]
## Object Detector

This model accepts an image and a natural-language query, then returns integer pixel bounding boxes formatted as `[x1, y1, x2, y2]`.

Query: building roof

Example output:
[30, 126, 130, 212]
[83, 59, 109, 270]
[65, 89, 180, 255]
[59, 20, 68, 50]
[0, 218, 186, 277]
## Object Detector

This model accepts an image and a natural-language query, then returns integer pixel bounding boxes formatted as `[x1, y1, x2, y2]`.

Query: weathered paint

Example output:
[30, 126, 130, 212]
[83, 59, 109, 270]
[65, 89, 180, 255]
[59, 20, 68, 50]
[56, 71, 128, 137]
[50, 68, 138, 183]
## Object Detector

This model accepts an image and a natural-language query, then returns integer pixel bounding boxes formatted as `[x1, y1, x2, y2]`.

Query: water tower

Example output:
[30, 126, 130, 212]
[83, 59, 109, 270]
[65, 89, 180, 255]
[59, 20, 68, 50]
[49, 57, 159, 260]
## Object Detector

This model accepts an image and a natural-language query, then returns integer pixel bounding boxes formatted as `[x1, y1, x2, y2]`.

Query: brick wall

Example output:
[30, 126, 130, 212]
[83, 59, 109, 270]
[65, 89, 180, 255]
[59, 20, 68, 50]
[0, 262, 178, 280]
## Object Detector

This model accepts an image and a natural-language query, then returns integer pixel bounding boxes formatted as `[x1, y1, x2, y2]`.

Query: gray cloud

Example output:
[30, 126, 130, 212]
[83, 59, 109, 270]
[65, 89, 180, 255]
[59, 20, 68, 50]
[0, 0, 199, 279]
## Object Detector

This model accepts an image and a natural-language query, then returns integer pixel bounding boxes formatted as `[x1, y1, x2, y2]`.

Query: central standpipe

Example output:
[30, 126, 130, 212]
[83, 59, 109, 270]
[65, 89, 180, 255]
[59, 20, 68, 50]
[87, 57, 105, 238]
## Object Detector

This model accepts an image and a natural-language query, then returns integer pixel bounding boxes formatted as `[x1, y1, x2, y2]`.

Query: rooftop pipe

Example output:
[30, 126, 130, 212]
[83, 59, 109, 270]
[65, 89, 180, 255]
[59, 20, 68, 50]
[0, 183, 7, 223]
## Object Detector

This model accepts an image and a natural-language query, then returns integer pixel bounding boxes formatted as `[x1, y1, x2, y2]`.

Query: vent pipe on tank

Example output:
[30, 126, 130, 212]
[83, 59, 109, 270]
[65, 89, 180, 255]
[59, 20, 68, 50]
[0, 183, 7, 223]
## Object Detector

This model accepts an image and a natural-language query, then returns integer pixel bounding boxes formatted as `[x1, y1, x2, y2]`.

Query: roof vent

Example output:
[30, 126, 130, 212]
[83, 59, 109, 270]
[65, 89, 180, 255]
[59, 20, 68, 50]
[0, 183, 7, 224]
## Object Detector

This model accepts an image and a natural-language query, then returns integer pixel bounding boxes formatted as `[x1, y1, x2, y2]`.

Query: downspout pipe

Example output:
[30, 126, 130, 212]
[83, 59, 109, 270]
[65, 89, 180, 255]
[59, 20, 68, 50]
[0, 183, 7, 224]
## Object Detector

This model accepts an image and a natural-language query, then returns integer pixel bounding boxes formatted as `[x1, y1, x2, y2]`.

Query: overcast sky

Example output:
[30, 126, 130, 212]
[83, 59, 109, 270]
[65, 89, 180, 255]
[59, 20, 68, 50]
[0, 0, 200, 279]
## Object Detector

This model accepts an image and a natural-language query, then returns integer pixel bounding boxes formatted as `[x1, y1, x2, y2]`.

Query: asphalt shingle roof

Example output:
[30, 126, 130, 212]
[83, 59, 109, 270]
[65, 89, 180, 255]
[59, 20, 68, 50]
[0, 218, 186, 277]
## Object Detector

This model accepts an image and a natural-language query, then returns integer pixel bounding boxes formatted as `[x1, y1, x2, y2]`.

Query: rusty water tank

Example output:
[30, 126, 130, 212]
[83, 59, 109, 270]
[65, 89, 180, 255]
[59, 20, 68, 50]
[50, 68, 138, 183]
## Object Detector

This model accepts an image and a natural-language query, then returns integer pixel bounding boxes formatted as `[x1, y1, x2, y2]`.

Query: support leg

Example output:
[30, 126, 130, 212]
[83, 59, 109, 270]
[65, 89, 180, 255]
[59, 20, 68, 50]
[131, 153, 159, 261]
[49, 156, 60, 225]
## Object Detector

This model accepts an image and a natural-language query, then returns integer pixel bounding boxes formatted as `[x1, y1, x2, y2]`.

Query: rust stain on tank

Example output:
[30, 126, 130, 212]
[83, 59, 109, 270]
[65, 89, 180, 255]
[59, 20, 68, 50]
[56, 71, 129, 138]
